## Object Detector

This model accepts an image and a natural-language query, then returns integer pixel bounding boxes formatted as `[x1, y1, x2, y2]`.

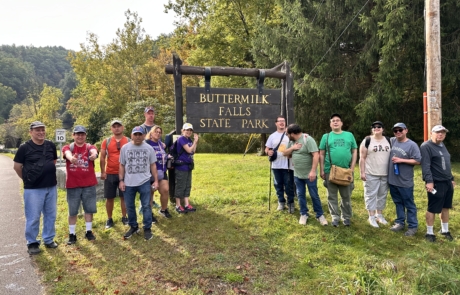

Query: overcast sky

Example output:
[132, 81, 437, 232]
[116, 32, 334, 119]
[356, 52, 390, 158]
[0, 0, 177, 51]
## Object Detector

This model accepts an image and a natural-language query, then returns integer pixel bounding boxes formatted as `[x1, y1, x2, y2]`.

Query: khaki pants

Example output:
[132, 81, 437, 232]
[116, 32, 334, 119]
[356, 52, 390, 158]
[325, 173, 353, 221]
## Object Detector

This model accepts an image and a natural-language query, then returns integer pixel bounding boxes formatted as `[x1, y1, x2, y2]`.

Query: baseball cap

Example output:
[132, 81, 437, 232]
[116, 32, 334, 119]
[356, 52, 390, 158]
[182, 123, 193, 130]
[371, 121, 384, 128]
[144, 106, 155, 113]
[432, 125, 449, 132]
[110, 119, 123, 126]
[73, 125, 87, 134]
[392, 123, 407, 130]
[131, 126, 145, 134]
[330, 113, 342, 120]
[30, 121, 45, 130]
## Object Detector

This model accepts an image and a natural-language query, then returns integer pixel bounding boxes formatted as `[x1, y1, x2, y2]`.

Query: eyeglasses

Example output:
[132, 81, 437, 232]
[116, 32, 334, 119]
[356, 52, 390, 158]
[393, 129, 404, 133]
[277, 120, 285, 122]
[373, 125, 382, 129]
[154, 131, 162, 134]
[133, 133, 144, 136]
[116, 141, 121, 151]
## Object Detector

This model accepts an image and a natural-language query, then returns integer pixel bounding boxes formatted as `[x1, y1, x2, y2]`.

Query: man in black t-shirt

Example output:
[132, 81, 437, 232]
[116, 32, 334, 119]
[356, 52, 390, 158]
[13, 121, 58, 255]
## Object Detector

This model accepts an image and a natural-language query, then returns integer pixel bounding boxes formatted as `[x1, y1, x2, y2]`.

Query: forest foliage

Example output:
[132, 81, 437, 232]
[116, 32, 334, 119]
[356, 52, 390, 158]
[1, 1, 459, 156]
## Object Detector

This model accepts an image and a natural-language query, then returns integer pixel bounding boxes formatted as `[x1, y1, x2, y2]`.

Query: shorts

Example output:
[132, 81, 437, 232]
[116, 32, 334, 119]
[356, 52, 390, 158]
[104, 174, 124, 199]
[67, 186, 97, 216]
[174, 170, 192, 198]
[427, 180, 454, 214]
[150, 170, 169, 183]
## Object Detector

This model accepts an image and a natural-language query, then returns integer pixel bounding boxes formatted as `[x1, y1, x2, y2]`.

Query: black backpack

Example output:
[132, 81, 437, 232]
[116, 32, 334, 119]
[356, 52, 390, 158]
[364, 136, 392, 149]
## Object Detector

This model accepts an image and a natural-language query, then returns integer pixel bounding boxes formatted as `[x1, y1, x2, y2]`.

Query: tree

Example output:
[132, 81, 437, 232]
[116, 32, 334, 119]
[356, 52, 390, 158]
[0, 83, 16, 122]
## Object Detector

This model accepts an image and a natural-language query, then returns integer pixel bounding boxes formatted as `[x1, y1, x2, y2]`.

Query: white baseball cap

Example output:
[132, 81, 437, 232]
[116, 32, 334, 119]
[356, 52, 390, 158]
[182, 123, 193, 130]
[432, 125, 449, 132]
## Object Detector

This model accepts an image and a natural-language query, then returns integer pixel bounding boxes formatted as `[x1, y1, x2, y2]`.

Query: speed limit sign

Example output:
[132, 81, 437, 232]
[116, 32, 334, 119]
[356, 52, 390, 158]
[55, 129, 66, 143]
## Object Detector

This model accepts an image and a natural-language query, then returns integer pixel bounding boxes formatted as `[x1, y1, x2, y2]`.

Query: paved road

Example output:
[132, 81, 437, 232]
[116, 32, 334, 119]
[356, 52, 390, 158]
[0, 155, 44, 295]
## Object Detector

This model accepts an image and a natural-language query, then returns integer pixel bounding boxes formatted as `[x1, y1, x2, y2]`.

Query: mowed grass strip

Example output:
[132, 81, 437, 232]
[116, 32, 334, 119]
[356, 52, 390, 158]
[8, 153, 460, 294]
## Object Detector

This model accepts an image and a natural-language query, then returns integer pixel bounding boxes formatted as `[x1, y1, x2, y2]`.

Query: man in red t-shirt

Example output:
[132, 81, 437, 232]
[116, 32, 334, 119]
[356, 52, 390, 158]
[100, 120, 130, 228]
[62, 125, 98, 245]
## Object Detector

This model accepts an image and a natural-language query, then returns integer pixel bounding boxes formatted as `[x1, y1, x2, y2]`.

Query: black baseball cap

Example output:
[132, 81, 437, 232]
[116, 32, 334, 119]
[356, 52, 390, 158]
[330, 113, 342, 120]
[371, 121, 384, 128]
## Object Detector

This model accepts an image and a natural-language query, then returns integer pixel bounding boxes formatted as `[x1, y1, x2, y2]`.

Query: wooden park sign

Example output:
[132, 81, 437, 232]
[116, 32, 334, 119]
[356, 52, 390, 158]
[165, 54, 295, 134]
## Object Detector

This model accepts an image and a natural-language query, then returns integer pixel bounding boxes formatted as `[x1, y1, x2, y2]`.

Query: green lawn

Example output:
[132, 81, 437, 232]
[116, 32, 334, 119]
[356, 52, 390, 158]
[13, 154, 460, 294]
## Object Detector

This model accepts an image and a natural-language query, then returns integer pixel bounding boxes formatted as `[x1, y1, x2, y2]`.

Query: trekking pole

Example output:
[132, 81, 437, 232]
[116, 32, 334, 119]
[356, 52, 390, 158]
[268, 161, 272, 211]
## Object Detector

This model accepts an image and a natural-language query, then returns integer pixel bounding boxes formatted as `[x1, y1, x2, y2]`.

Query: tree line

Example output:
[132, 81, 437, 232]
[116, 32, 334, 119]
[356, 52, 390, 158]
[1, 2, 459, 157]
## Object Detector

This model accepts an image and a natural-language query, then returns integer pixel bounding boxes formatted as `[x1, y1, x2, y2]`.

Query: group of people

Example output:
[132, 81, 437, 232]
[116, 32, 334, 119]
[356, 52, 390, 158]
[13, 106, 199, 255]
[265, 114, 455, 242]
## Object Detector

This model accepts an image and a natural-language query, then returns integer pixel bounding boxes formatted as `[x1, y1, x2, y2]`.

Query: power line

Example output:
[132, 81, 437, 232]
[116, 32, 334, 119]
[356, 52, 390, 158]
[306, 0, 372, 78]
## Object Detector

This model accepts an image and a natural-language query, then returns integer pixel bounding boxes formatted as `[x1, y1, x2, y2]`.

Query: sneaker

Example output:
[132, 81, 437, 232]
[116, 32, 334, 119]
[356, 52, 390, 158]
[440, 231, 454, 241]
[368, 216, 379, 228]
[185, 204, 197, 212]
[105, 218, 114, 229]
[277, 202, 286, 211]
[151, 213, 158, 224]
[342, 219, 351, 226]
[332, 220, 339, 227]
[27, 242, 41, 255]
[152, 201, 161, 209]
[316, 215, 328, 226]
[144, 228, 153, 241]
[299, 214, 308, 225]
[176, 206, 187, 214]
[121, 216, 129, 225]
[425, 234, 436, 242]
[159, 209, 172, 218]
[288, 203, 295, 214]
[404, 228, 417, 236]
[44, 241, 58, 248]
[85, 230, 96, 241]
[390, 223, 405, 232]
[123, 226, 140, 239]
[67, 233, 77, 245]
[376, 215, 388, 225]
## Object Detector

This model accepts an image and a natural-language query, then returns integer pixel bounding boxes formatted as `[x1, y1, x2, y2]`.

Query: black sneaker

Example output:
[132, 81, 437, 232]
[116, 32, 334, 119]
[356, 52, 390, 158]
[67, 233, 77, 245]
[121, 216, 129, 225]
[425, 234, 436, 242]
[27, 242, 41, 255]
[159, 209, 172, 218]
[105, 218, 114, 229]
[144, 228, 153, 241]
[441, 231, 454, 241]
[85, 230, 96, 241]
[151, 213, 158, 224]
[184, 204, 197, 212]
[343, 219, 351, 226]
[123, 226, 140, 239]
[176, 206, 187, 214]
[45, 241, 58, 248]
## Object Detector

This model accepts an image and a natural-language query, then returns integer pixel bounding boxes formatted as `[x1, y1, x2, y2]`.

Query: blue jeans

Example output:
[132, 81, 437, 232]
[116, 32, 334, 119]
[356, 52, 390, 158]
[123, 181, 152, 229]
[294, 177, 324, 217]
[389, 185, 418, 228]
[272, 169, 295, 204]
[23, 186, 57, 245]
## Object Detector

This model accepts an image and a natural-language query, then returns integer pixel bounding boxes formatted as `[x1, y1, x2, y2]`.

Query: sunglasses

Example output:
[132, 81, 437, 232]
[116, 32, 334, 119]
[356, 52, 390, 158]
[393, 129, 404, 133]
[116, 141, 121, 151]
[372, 125, 382, 129]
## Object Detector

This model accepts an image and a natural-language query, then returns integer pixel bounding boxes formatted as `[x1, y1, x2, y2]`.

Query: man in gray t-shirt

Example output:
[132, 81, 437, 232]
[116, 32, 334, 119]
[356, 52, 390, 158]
[388, 123, 421, 237]
[119, 126, 158, 241]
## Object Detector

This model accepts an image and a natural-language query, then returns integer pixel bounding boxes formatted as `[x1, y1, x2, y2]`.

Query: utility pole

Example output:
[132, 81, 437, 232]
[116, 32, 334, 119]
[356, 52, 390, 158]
[425, 0, 442, 132]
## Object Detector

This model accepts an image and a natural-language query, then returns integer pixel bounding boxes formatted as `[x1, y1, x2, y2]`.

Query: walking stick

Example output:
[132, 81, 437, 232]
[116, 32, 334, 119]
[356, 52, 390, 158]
[268, 161, 272, 211]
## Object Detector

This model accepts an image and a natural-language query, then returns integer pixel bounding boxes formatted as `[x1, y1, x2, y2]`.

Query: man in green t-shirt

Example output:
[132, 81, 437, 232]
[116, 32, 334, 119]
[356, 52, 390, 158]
[284, 124, 328, 226]
[319, 114, 358, 227]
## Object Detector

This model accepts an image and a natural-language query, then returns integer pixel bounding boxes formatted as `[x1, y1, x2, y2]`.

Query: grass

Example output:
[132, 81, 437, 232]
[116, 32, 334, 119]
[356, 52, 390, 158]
[8, 153, 460, 294]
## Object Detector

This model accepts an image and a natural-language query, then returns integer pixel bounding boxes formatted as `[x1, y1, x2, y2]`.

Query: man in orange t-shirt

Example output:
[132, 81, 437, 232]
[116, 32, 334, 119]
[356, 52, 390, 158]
[100, 120, 130, 229]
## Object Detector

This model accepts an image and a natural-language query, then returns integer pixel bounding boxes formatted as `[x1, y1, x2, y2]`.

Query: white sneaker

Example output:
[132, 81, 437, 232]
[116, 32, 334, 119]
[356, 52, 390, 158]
[368, 216, 379, 228]
[376, 215, 388, 225]
[299, 214, 308, 225]
[316, 215, 328, 226]
[277, 202, 286, 211]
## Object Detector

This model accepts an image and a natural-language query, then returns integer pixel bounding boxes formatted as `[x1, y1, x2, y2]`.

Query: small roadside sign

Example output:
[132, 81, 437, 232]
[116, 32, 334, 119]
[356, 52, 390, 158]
[55, 129, 66, 143]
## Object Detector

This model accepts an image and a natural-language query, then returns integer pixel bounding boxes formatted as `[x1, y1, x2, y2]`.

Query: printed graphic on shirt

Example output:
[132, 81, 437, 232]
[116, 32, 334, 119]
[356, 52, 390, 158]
[334, 138, 345, 147]
[372, 145, 391, 153]
[126, 149, 151, 174]
[278, 143, 287, 152]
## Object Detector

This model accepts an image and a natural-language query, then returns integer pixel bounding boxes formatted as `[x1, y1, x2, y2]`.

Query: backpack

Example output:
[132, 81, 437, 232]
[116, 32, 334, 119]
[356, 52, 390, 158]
[105, 136, 131, 157]
[168, 136, 195, 168]
[364, 136, 392, 149]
